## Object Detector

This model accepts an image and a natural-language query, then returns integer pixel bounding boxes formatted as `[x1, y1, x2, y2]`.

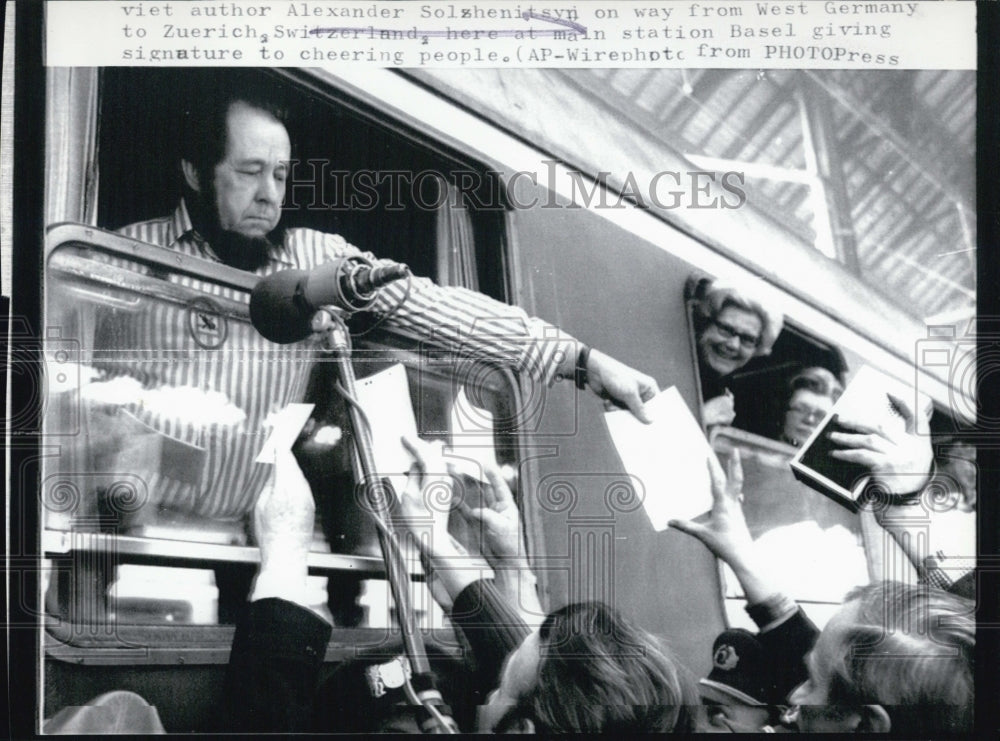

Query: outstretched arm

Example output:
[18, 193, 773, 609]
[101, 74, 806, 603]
[396, 437, 531, 698]
[829, 395, 975, 594]
[669, 451, 818, 701]
[455, 464, 545, 629]
[224, 451, 331, 733]
[668, 452, 782, 606]
[323, 236, 657, 422]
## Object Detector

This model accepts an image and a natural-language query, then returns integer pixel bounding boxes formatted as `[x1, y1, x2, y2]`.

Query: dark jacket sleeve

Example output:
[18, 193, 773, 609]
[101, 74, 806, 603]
[948, 571, 976, 600]
[223, 598, 332, 733]
[450, 579, 531, 699]
[753, 608, 820, 705]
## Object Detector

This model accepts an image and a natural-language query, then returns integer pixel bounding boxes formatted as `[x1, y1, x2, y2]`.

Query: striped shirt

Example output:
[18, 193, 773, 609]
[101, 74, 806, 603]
[101, 201, 574, 519]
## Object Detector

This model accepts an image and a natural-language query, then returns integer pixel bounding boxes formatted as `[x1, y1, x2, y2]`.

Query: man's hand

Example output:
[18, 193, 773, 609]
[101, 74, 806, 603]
[668, 451, 753, 566]
[399, 436, 454, 552]
[254, 450, 315, 569]
[702, 393, 736, 427]
[250, 450, 326, 619]
[585, 349, 657, 423]
[828, 394, 933, 496]
[456, 464, 526, 564]
[457, 463, 543, 627]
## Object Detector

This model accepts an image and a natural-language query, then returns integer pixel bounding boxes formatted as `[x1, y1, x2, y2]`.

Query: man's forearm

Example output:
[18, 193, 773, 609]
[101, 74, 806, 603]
[373, 270, 577, 387]
[720, 546, 787, 608]
[224, 598, 331, 732]
[876, 498, 976, 592]
[491, 558, 544, 629]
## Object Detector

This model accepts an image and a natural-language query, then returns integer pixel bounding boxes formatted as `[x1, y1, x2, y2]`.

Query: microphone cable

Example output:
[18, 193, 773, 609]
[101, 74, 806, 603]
[349, 264, 413, 339]
[331, 376, 458, 734]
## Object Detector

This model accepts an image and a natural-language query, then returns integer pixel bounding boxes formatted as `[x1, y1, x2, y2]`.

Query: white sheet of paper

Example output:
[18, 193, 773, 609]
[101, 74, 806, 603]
[604, 387, 713, 529]
[447, 386, 498, 482]
[254, 403, 315, 464]
[353, 364, 420, 496]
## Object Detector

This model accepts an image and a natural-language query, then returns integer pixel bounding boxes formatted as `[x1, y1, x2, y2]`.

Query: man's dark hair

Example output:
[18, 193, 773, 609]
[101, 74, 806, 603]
[828, 581, 974, 735]
[501, 601, 699, 733]
[180, 76, 291, 179]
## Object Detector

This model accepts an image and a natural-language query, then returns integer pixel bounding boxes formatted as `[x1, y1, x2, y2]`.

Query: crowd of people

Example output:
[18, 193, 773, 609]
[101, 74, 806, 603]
[55, 85, 976, 733]
[227, 420, 973, 734]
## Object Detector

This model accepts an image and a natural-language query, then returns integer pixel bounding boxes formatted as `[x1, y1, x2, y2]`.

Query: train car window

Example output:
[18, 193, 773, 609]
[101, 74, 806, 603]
[685, 275, 847, 439]
[96, 67, 508, 300]
[685, 274, 865, 627]
[42, 68, 520, 638]
[685, 275, 977, 626]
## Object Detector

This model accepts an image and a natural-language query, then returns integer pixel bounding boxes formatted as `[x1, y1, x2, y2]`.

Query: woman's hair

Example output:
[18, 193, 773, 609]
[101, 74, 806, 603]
[505, 601, 699, 733]
[786, 366, 844, 404]
[694, 278, 784, 356]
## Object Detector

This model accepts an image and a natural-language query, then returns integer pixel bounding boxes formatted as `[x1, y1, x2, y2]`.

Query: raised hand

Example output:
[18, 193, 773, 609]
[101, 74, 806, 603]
[668, 450, 752, 566]
[702, 393, 736, 427]
[253, 449, 315, 569]
[398, 435, 454, 551]
[456, 464, 526, 563]
[827, 393, 933, 496]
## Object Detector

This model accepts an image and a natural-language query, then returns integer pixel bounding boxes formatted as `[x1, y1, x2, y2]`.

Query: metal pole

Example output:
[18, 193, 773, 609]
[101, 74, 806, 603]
[319, 311, 431, 678]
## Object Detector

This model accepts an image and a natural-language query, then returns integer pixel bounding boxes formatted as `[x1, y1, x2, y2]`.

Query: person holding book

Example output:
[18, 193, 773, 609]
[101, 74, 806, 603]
[671, 447, 974, 734]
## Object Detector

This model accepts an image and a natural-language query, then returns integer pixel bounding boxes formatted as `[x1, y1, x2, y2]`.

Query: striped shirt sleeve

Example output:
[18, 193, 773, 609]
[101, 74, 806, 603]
[290, 229, 578, 387]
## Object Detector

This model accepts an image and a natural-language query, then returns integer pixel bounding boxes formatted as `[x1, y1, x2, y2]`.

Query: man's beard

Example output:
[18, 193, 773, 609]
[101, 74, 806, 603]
[186, 190, 282, 273]
[208, 227, 278, 272]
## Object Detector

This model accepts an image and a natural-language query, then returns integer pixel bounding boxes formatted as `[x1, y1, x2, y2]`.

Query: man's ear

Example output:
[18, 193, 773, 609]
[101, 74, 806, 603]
[503, 717, 535, 734]
[181, 160, 201, 193]
[855, 704, 891, 733]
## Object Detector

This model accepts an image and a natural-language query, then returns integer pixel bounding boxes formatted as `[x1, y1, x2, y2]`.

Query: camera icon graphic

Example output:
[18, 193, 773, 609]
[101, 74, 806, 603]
[915, 322, 993, 436]
[416, 318, 581, 437]
[6, 321, 83, 437]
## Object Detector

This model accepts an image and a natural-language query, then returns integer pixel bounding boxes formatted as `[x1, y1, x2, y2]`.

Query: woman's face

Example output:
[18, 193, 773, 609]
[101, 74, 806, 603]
[782, 388, 835, 446]
[698, 306, 763, 378]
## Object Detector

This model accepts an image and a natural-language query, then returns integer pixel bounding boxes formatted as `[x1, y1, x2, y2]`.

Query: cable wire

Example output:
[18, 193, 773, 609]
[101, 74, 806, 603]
[351, 270, 414, 338]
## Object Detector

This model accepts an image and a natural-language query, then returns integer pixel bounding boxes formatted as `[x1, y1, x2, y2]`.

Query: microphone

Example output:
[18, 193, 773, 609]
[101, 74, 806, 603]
[249, 256, 409, 344]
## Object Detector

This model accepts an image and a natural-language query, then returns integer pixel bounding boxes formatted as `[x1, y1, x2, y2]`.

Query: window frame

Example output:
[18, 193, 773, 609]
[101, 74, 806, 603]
[41, 67, 532, 655]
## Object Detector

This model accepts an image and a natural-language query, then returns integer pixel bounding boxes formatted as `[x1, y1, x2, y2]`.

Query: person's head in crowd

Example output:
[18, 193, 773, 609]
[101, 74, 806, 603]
[481, 600, 699, 734]
[788, 581, 974, 734]
[698, 628, 783, 733]
[179, 85, 292, 271]
[694, 278, 783, 380]
[780, 366, 844, 447]
[937, 436, 977, 511]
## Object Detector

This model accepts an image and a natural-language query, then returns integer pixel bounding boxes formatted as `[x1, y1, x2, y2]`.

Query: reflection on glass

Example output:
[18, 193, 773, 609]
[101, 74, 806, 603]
[43, 240, 516, 629]
[713, 431, 868, 630]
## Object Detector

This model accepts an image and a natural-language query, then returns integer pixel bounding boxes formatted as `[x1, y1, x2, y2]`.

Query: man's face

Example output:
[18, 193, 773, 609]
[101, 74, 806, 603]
[477, 630, 541, 732]
[698, 306, 763, 379]
[209, 101, 290, 239]
[788, 599, 866, 732]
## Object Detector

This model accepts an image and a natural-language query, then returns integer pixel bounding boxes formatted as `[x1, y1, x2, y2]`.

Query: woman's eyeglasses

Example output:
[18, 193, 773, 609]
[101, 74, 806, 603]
[711, 319, 761, 349]
[787, 404, 827, 422]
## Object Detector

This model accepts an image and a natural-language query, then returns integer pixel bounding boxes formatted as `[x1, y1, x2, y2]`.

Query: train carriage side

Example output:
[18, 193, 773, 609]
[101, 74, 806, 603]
[37, 65, 974, 731]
